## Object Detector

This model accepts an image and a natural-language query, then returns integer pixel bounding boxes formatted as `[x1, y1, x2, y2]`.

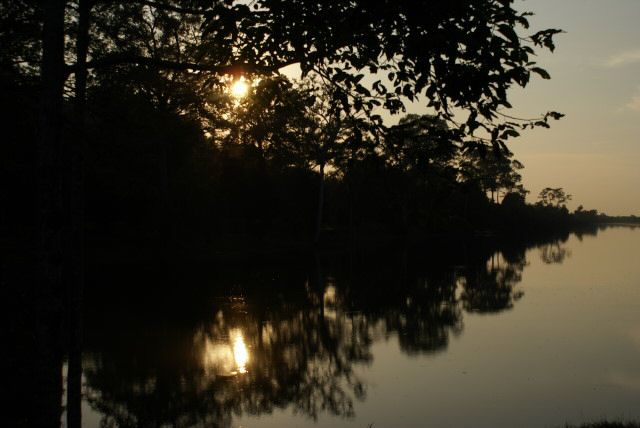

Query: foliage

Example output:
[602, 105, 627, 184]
[0, 1, 586, 244]
[459, 148, 526, 203]
[212, 0, 564, 149]
[537, 187, 572, 207]
[0, 0, 41, 81]
[3, 0, 565, 140]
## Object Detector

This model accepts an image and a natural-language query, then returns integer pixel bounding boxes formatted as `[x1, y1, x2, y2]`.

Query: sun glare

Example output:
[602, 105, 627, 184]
[231, 329, 249, 374]
[231, 77, 249, 99]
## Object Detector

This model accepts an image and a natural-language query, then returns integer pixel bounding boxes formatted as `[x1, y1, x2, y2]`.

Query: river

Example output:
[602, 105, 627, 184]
[63, 226, 640, 427]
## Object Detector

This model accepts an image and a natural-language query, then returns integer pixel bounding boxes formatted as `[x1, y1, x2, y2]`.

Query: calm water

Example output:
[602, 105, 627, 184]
[65, 226, 640, 428]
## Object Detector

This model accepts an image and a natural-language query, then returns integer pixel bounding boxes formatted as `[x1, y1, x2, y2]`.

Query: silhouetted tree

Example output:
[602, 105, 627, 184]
[460, 149, 527, 203]
[11, 0, 565, 290]
[384, 114, 461, 230]
[537, 187, 572, 208]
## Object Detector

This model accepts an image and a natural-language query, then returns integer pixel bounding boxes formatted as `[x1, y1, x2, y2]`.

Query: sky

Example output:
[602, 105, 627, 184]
[401, 0, 640, 215]
[282, 0, 640, 215]
[505, 0, 640, 215]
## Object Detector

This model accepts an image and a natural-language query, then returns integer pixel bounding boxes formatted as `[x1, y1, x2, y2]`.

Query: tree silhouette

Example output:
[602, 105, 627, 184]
[460, 149, 526, 203]
[538, 187, 572, 208]
[3, 3, 570, 425]
[539, 240, 572, 264]
[20, 0, 565, 285]
[383, 114, 461, 230]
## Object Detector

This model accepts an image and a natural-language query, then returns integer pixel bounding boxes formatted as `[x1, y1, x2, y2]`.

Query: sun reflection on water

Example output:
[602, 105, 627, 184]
[200, 327, 249, 376]
[231, 329, 249, 374]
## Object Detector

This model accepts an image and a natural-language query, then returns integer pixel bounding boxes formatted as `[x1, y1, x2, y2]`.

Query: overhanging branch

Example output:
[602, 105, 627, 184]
[94, 0, 214, 15]
[65, 53, 298, 77]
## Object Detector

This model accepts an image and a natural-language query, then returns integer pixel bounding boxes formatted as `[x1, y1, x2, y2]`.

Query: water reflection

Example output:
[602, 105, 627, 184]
[13, 221, 635, 427]
[539, 240, 572, 264]
[77, 233, 591, 427]
[199, 327, 249, 376]
[459, 252, 526, 314]
[231, 330, 249, 374]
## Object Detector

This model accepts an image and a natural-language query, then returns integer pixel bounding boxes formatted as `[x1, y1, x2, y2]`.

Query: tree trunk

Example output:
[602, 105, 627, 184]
[314, 161, 325, 245]
[74, 0, 89, 116]
[35, 0, 67, 426]
[400, 190, 409, 233]
[38, 2, 66, 290]
[347, 176, 355, 245]
[67, 1, 90, 426]
[158, 133, 171, 241]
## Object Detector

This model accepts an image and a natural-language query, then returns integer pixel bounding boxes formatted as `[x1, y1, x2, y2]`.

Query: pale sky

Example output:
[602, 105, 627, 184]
[507, 0, 640, 215]
[405, 0, 640, 215]
[283, 0, 640, 215]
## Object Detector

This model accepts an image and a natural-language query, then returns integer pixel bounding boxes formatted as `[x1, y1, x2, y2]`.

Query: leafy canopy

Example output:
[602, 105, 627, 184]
[202, 0, 563, 148]
[1, 0, 563, 150]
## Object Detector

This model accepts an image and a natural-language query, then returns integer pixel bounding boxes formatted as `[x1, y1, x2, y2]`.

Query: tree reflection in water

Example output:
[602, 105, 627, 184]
[539, 240, 572, 264]
[459, 251, 526, 314]
[80, 239, 568, 427]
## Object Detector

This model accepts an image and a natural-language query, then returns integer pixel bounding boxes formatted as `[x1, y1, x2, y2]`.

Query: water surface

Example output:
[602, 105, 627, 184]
[67, 226, 640, 427]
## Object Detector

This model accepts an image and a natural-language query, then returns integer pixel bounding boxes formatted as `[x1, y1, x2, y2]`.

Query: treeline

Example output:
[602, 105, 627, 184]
[1, 73, 597, 253]
[0, 0, 574, 258]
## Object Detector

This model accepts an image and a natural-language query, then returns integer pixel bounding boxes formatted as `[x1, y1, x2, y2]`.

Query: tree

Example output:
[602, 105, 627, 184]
[537, 187, 572, 208]
[27, 0, 564, 154]
[7, 0, 564, 338]
[20, 0, 565, 252]
[383, 114, 461, 230]
[459, 149, 527, 203]
[384, 114, 461, 175]
[215, 75, 370, 242]
[5, 2, 566, 426]
[224, 1, 563, 144]
[219, 76, 310, 162]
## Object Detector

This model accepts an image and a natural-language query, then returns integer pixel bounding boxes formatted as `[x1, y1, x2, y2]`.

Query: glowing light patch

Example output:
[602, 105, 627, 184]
[231, 78, 249, 99]
[231, 329, 249, 374]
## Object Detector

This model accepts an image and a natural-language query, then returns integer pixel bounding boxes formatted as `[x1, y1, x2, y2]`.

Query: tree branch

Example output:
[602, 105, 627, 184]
[94, 0, 214, 15]
[65, 53, 298, 77]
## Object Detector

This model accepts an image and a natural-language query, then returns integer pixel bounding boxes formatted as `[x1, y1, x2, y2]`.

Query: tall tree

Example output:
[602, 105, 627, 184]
[34, 1, 67, 427]
[460, 149, 526, 203]
[11, 0, 565, 314]
[384, 114, 462, 229]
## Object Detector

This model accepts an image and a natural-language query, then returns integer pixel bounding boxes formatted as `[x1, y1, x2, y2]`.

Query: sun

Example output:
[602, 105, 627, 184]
[231, 77, 249, 99]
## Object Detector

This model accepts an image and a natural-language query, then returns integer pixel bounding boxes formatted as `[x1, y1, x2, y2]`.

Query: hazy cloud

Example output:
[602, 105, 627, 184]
[625, 87, 640, 112]
[605, 49, 640, 67]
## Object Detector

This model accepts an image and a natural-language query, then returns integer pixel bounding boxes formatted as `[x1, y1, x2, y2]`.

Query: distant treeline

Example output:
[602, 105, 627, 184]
[595, 214, 640, 225]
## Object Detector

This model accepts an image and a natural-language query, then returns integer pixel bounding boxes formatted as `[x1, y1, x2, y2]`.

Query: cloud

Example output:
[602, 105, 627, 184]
[605, 49, 640, 67]
[625, 87, 640, 112]
[627, 94, 640, 111]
